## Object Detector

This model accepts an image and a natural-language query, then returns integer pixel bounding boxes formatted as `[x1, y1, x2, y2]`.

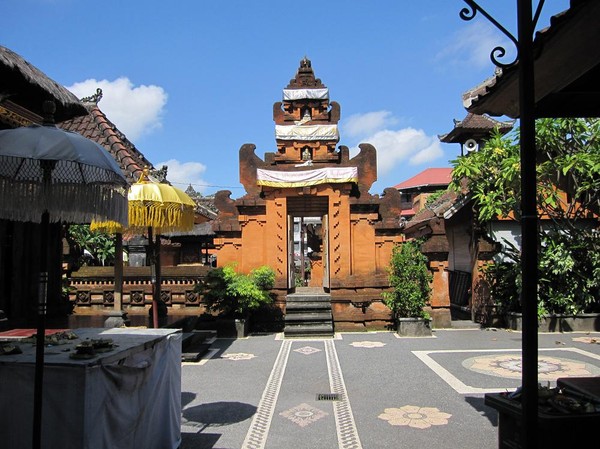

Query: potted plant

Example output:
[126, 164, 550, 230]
[383, 240, 433, 336]
[194, 264, 275, 337]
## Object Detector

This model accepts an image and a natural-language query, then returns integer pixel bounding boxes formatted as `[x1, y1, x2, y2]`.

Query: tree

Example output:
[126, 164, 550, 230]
[451, 118, 600, 315]
[382, 240, 432, 319]
[451, 118, 600, 226]
[67, 224, 116, 266]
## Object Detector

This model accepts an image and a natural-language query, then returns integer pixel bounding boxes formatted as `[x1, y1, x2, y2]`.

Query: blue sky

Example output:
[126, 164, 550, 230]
[3, 0, 569, 195]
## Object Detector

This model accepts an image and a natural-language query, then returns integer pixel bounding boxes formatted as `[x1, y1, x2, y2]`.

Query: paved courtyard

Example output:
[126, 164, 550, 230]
[180, 329, 600, 449]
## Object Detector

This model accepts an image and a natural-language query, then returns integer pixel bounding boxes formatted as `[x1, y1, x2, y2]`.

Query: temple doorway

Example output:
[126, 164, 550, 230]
[287, 196, 329, 291]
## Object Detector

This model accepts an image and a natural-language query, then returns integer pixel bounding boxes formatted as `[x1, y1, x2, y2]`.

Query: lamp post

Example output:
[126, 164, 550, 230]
[460, 1, 542, 447]
[516, 3, 539, 448]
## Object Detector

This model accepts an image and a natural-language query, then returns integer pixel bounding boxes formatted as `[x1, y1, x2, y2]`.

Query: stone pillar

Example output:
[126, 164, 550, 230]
[328, 189, 351, 280]
[428, 260, 451, 328]
[265, 197, 288, 288]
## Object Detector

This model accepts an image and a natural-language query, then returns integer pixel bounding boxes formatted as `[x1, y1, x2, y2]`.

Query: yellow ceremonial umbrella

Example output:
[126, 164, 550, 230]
[127, 169, 195, 234]
[129, 168, 195, 328]
[92, 168, 195, 327]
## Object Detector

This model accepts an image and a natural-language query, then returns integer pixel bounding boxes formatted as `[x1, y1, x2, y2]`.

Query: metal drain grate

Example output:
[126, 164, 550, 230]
[316, 393, 341, 401]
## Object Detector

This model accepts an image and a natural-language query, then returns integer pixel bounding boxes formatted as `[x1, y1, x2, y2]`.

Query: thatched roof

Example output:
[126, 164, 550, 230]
[0, 45, 87, 122]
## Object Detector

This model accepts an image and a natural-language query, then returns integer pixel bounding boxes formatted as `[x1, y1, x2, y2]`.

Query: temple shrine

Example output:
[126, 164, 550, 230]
[212, 58, 404, 334]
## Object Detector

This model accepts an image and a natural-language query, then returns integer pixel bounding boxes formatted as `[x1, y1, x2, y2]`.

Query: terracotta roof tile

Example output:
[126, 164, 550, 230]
[58, 103, 152, 184]
[59, 97, 218, 218]
[402, 190, 460, 233]
[394, 168, 453, 190]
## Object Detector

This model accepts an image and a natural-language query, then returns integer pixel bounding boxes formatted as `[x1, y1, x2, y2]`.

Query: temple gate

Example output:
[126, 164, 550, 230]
[212, 58, 404, 332]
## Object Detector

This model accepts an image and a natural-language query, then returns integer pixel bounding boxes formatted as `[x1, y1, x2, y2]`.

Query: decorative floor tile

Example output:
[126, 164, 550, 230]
[349, 341, 386, 348]
[378, 405, 451, 429]
[463, 354, 600, 380]
[279, 403, 329, 427]
[294, 346, 322, 355]
[573, 336, 600, 345]
[222, 353, 256, 361]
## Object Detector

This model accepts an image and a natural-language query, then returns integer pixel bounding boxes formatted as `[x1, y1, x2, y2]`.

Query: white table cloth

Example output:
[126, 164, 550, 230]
[0, 328, 181, 449]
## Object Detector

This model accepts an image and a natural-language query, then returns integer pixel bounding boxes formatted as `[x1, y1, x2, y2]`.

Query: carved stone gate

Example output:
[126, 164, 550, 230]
[212, 58, 404, 331]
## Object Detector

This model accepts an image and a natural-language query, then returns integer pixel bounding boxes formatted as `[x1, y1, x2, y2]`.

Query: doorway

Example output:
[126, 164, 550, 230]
[286, 196, 329, 291]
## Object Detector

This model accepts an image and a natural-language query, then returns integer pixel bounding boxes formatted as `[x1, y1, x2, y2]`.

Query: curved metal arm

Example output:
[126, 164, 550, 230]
[460, 0, 519, 68]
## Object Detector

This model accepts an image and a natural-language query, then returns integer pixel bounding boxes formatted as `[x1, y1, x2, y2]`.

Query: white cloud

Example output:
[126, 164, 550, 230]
[343, 111, 444, 177]
[343, 111, 398, 138]
[67, 77, 167, 141]
[155, 159, 209, 194]
[362, 128, 444, 176]
[434, 21, 512, 70]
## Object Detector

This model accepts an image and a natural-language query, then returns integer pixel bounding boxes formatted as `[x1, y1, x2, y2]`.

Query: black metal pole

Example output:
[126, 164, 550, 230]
[517, 1, 538, 447]
[148, 226, 159, 328]
[32, 210, 49, 449]
[114, 232, 123, 311]
[154, 232, 162, 327]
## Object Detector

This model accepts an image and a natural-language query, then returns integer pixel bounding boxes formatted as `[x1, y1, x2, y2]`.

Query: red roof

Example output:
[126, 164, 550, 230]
[394, 168, 452, 190]
[59, 100, 153, 184]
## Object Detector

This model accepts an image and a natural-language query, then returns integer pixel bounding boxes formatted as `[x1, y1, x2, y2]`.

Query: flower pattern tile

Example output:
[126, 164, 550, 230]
[350, 341, 386, 348]
[279, 403, 329, 427]
[573, 336, 600, 345]
[378, 405, 451, 429]
[463, 354, 600, 380]
[222, 353, 256, 361]
[294, 346, 322, 355]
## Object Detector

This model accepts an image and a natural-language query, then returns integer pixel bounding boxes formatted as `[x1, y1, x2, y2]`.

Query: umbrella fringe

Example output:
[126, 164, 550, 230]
[90, 220, 125, 234]
[0, 180, 128, 225]
[128, 201, 194, 234]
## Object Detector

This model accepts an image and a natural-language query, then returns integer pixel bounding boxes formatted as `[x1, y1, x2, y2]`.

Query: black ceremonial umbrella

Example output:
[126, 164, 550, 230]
[0, 103, 128, 449]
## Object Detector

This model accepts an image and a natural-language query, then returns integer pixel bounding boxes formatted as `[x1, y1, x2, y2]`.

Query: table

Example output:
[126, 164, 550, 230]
[485, 386, 600, 449]
[0, 328, 181, 449]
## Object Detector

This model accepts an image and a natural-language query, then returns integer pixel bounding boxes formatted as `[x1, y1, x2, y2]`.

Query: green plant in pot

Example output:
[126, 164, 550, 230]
[195, 264, 275, 334]
[383, 240, 432, 336]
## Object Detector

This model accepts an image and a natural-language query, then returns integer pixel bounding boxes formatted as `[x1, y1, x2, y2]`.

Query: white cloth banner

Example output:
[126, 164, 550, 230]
[283, 88, 329, 100]
[257, 166, 358, 187]
[275, 124, 339, 141]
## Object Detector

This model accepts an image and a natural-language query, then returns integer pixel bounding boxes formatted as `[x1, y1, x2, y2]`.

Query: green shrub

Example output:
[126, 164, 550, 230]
[195, 264, 275, 317]
[484, 231, 600, 317]
[383, 240, 432, 319]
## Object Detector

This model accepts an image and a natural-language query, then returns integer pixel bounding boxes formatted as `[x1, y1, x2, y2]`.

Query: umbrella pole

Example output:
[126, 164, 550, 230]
[149, 227, 160, 328]
[114, 233, 123, 311]
[33, 211, 49, 449]
[154, 232, 162, 328]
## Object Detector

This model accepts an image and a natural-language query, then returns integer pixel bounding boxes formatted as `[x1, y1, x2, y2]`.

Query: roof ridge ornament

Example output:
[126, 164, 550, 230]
[80, 88, 103, 105]
[287, 56, 325, 89]
[137, 166, 151, 184]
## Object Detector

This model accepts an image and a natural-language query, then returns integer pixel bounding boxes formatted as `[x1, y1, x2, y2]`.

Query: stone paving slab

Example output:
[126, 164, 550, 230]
[180, 329, 600, 449]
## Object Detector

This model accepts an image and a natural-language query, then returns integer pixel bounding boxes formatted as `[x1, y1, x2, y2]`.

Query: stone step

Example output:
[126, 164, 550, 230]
[284, 291, 333, 338]
[451, 320, 481, 329]
[294, 287, 326, 295]
[181, 343, 212, 362]
[284, 323, 334, 337]
[286, 295, 331, 302]
[182, 330, 215, 351]
[286, 301, 332, 311]
[284, 312, 332, 322]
